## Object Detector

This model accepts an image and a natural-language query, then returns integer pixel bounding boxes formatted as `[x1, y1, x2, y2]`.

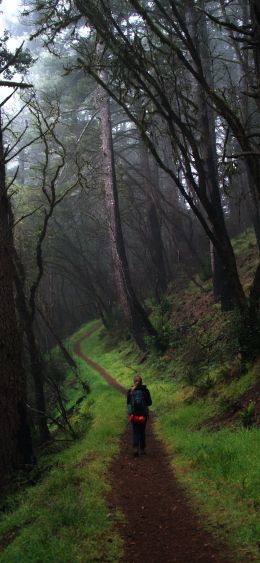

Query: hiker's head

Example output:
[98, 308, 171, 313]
[133, 375, 142, 385]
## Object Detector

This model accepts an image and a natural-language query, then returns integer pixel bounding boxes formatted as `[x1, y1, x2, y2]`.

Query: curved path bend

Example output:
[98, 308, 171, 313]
[75, 332, 235, 563]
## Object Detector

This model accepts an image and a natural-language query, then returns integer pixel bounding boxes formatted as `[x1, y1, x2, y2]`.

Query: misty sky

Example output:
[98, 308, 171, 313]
[1, 0, 26, 48]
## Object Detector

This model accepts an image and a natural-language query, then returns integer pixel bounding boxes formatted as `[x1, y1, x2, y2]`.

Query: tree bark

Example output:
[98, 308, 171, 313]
[187, 0, 234, 310]
[14, 253, 50, 444]
[250, 0, 260, 108]
[219, 0, 260, 249]
[27, 325, 50, 443]
[0, 110, 33, 478]
[98, 43, 157, 349]
[140, 141, 168, 294]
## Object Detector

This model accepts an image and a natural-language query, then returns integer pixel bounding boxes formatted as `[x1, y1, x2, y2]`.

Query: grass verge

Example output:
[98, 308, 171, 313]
[84, 325, 260, 562]
[0, 322, 125, 563]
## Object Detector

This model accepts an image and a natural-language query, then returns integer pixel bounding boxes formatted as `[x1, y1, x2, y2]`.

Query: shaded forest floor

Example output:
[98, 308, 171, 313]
[76, 334, 234, 563]
[74, 227, 260, 563]
[0, 229, 259, 563]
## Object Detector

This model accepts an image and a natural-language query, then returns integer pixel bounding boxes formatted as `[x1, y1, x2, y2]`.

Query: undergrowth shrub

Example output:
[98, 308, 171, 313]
[44, 352, 90, 440]
[148, 296, 178, 352]
[70, 401, 93, 437]
[239, 402, 256, 429]
[179, 310, 237, 384]
[233, 309, 260, 360]
[45, 354, 67, 392]
[105, 305, 130, 343]
[218, 397, 241, 415]
[195, 374, 216, 396]
[199, 257, 212, 282]
[179, 331, 207, 385]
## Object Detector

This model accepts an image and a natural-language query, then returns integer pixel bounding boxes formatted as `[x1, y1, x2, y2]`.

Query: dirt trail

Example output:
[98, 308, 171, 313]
[75, 333, 234, 563]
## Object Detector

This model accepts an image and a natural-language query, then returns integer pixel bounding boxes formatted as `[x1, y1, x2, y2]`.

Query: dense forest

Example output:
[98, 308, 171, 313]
[0, 1, 260, 560]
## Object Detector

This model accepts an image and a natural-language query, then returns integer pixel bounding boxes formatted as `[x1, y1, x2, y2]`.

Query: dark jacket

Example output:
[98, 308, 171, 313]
[127, 383, 152, 410]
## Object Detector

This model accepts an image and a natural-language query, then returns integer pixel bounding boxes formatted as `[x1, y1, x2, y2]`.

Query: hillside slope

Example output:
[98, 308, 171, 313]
[77, 228, 259, 561]
[0, 229, 259, 562]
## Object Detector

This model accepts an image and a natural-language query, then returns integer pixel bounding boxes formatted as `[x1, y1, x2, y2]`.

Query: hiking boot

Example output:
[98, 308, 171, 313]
[133, 448, 139, 457]
[140, 449, 146, 455]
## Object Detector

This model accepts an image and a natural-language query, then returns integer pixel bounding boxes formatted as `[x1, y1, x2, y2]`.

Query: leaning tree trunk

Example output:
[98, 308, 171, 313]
[219, 0, 260, 249]
[98, 44, 157, 349]
[187, 0, 234, 310]
[0, 112, 33, 478]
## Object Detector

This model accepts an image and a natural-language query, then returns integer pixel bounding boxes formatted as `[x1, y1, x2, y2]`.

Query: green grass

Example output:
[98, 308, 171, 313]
[0, 323, 125, 563]
[84, 326, 260, 561]
[1, 313, 259, 562]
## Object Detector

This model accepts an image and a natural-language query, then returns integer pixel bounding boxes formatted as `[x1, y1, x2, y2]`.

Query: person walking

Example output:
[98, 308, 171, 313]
[127, 375, 152, 457]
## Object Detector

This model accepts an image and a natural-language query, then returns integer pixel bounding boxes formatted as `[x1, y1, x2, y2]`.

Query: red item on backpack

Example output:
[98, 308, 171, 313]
[129, 414, 146, 423]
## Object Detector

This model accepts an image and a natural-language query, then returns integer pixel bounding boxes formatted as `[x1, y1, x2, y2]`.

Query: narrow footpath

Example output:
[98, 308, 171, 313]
[75, 334, 234, 563]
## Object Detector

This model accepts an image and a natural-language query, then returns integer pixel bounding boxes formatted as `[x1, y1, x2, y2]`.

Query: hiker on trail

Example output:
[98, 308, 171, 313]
[127, 375, 152, 457]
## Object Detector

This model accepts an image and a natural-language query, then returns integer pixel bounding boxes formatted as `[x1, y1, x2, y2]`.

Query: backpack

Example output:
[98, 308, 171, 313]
[130, 388, 147, 416]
